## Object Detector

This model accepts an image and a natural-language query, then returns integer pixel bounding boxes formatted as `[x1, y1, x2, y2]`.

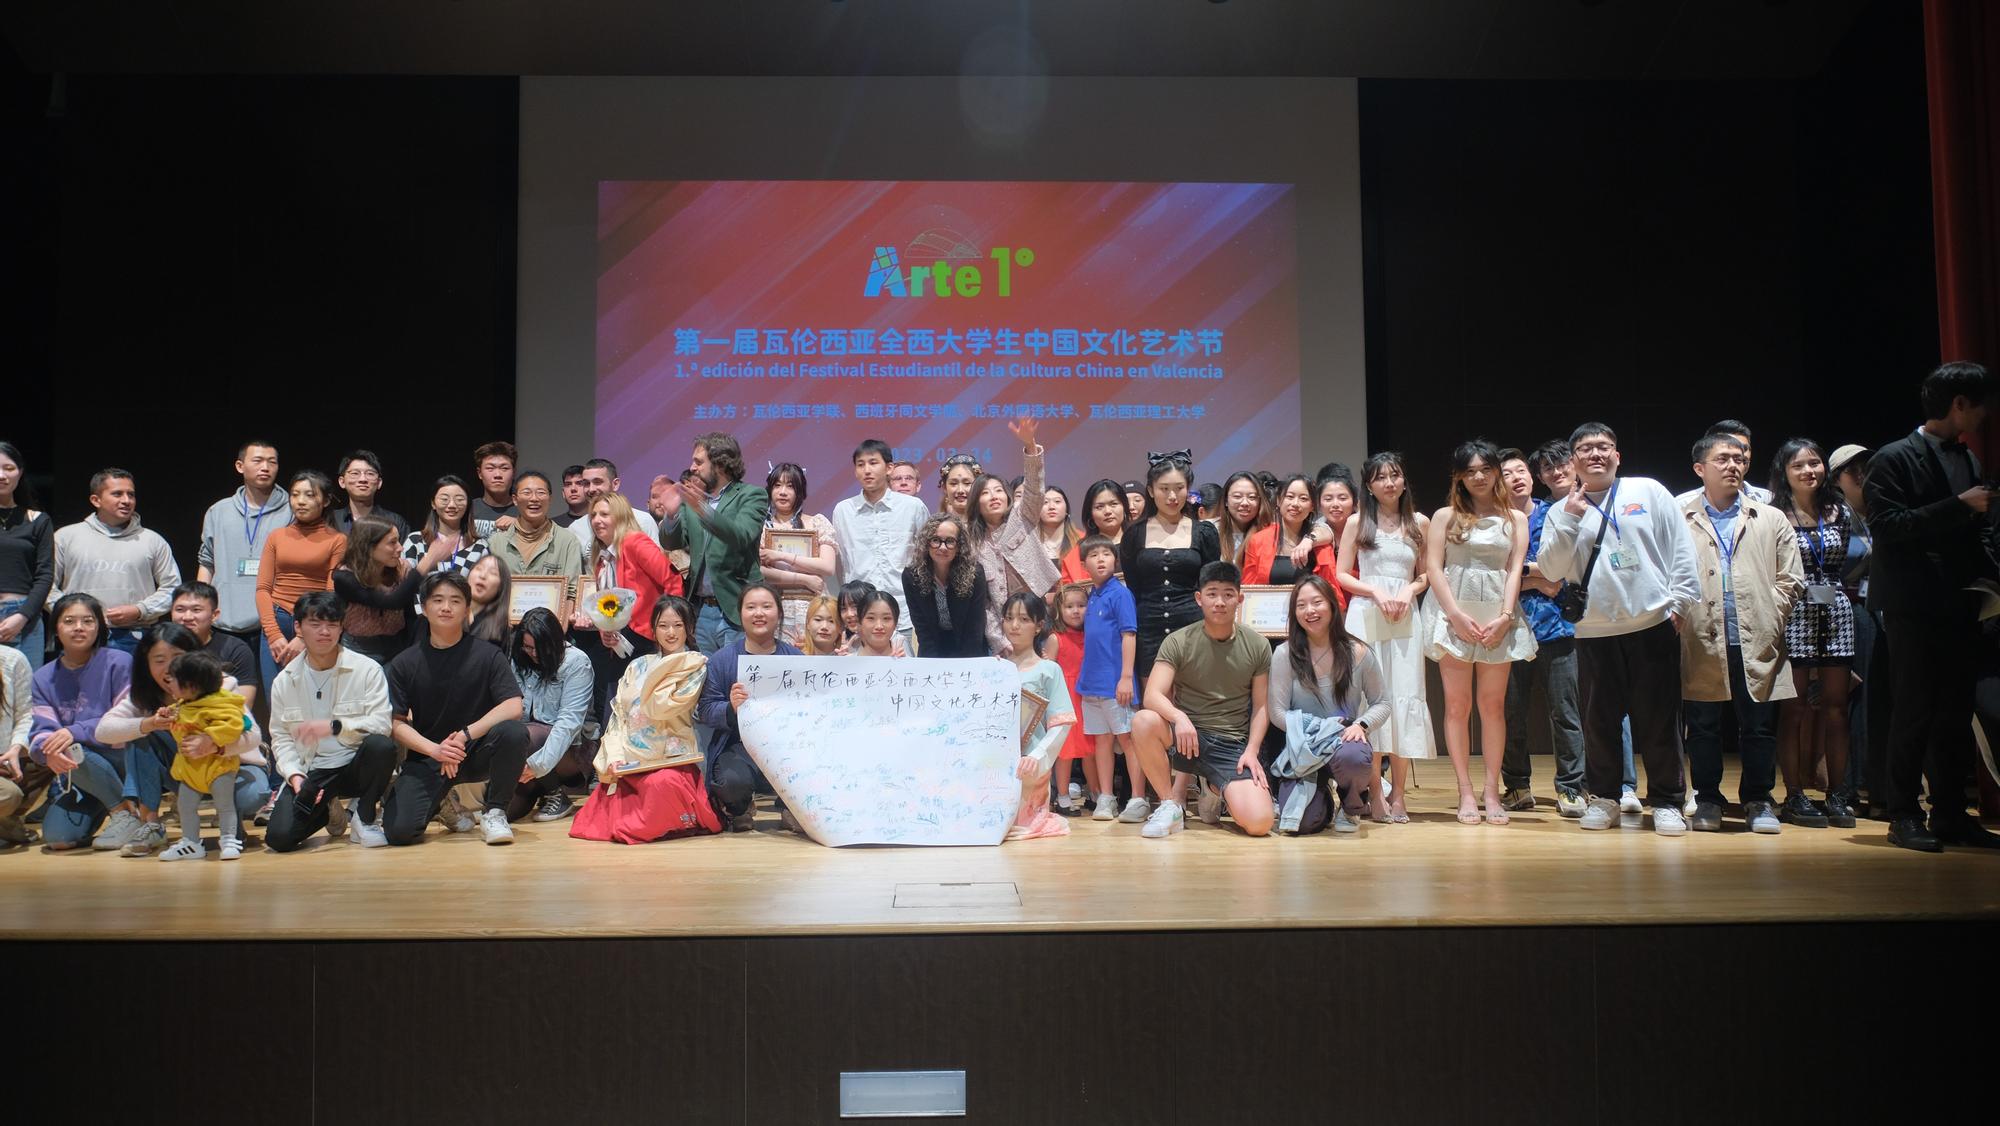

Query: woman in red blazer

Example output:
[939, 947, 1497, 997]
[582, 492, 682, 643]
[1240, 474, 1348, 611]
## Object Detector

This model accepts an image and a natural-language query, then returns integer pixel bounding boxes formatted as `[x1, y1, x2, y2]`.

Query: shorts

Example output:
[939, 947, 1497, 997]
[1166, 730, 1256, 791]
[1080, 694, 1133, 736]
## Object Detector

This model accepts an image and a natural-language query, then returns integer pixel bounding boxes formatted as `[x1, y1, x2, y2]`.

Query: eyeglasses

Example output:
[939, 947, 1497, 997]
[927, 537, 959, 549]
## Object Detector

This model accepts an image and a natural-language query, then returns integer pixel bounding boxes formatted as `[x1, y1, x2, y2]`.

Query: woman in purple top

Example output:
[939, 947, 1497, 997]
[28, 594, 136, 850]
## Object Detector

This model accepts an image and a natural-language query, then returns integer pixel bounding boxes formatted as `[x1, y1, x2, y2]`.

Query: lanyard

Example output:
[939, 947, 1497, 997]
[1804, 514, 1828, 576]
[239, 493, 274, 550]
[1707, 505, 1738, 592]
[1588, 481, 1621, 541]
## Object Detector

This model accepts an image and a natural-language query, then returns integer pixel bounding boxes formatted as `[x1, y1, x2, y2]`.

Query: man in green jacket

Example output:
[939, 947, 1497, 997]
[659, 432, 768, 654]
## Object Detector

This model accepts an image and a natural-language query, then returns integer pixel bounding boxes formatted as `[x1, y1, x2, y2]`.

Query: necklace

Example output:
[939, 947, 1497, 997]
[304, 663, 336, 700]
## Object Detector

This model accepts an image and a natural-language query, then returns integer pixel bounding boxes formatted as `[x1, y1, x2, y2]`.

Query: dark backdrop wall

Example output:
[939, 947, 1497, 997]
[4, 0, 1937, 574]
[1360, 0, 1937, 506]
[3, 72, 517, 576]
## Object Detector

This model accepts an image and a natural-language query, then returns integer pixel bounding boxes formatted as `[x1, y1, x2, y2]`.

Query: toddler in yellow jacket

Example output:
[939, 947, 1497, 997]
[158, 650, 250, 861]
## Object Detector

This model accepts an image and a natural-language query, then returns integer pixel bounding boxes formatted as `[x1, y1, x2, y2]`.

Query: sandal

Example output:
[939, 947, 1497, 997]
[1388, 799, 1411, 824]
[1456, 796, 1481, 826]
[1484, 796, 1510, 826]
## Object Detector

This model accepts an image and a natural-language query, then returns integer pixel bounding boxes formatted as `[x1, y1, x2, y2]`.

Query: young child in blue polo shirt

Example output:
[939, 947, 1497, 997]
[1073, 535, 1140, 821]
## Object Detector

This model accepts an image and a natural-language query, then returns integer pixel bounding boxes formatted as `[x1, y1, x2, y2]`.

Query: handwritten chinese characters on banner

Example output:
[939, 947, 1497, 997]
[736, 656, 1022, 847]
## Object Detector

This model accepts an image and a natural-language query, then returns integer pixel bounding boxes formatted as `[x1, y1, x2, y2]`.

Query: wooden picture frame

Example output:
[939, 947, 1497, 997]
[509, 575, 570, 626]
[780, 591, 815, 647]
[1237, 584, 1293, 639]
[762, 526, 817, 559]
[1018, 687, 1049, 751]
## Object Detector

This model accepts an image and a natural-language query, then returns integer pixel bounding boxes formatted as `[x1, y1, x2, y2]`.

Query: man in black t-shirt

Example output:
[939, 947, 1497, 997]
[381, 571, 529, 845]
[170, 581, 261, 711]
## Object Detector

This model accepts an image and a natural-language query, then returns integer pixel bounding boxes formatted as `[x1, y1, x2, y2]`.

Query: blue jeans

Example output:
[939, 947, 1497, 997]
[257, 606, 294, 691]
[1684, 645, 1779, 807]
[0, 597, 43, 671]
[123, 732, 270, 821]
[695, 602, 741, 656]
[41, 747, 128, 847]
[106, 628, 144, 654]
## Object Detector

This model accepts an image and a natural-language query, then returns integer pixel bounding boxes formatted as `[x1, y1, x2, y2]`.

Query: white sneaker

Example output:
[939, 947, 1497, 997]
[1140, 800, 1184, 839]
[1651, 805, 1687, 836]
[218, 835, 242, 860]
[1618, 790, 1643, 815]
[349, 818, 389, 848]
[1194, 780, 1224, 826]
[1579, 798, 1617, 831]
[159, 836, 206, 861]
[1117, 796, 1153, 824]
[1332, 806, 1359, 834]
[478, 807, 514, 845]
[1067, 782, 1084, 804]
[1682, 792, 1698, 817]
[1092, 793, 1117, 821]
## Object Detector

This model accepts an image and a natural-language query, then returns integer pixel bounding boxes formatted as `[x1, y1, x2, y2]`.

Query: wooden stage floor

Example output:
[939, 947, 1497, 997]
[4, 764, 1996, 941]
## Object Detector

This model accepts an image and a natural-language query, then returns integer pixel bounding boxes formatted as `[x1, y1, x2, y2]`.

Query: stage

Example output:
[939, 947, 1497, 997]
[6, 768, 1994, 1125]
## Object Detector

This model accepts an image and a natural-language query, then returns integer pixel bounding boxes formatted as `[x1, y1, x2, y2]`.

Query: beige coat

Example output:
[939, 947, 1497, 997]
[1678, 494, 1805, 702]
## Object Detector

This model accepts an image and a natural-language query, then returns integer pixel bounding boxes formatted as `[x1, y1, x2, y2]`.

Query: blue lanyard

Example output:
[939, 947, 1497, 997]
[1588, 481, 1621, 540]
[1804, 514, 1828, 575]
[1706, 503, 1738, 585]
[239, 493, 274, 550]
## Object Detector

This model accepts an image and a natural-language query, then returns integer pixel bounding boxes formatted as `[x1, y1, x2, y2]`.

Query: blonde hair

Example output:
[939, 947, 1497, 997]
[1053, 582, 1090, 634]
[588, 493, 645, 576]
[800, 593, 842, 655]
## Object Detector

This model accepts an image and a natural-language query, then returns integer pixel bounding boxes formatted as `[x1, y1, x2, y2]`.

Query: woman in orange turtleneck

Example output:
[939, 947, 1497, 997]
[256, 469, 347, 680]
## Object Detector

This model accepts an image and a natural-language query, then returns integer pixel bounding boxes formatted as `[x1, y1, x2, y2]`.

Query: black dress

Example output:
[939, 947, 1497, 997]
[1119, 517, 1222, 678]
[903, 563, 992, 658]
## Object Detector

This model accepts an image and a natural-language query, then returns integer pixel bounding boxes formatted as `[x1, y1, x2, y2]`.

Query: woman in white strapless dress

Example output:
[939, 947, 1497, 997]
[1336, 453, 1434, 824]
[1422, 441, 1535, 827]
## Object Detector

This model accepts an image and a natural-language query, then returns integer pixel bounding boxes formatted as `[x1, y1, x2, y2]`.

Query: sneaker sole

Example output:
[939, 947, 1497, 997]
[531, 810, 576, 823]
[1116, 810, 1151, 824]
[483, 836, 515, 846]
[1653, 823, 1687, 836]
[1140, 821, 1183, 839]
[1750, 823, 1782, 835]
[1579, 819, 1613, 831]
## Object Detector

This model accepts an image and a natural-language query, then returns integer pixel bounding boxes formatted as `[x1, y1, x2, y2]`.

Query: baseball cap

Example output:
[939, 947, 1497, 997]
[1828, 444, 1871, 476]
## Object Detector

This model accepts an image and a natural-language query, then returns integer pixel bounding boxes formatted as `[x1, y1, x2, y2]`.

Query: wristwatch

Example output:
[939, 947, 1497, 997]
[329, 719, 343, 737]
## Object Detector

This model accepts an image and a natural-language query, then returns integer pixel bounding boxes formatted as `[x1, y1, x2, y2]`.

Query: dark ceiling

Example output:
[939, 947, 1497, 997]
[3, 0, 1877, 80]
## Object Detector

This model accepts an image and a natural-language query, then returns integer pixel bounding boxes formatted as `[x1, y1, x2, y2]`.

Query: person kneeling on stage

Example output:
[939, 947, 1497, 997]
[704, 584, 800, 832]
[382, 571, 529, 846]
[1125, 561, 1276, 839]
[265, 591, 397, 851]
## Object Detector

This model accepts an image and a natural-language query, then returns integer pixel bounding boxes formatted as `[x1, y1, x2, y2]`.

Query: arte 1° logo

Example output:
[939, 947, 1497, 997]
[864, 230, 1035, 298]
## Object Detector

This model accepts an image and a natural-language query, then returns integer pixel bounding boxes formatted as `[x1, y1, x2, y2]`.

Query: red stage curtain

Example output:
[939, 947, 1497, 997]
[1924, 0, 2000, 813]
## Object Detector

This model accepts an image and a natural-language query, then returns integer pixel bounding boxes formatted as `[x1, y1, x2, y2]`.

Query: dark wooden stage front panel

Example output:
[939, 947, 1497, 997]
[15, 923, 1989, 1126]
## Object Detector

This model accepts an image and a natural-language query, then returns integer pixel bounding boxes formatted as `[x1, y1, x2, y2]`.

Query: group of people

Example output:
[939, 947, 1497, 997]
[2, 361, 1997, 855]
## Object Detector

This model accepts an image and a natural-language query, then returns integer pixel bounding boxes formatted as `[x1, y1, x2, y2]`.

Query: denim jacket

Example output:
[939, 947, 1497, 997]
[1521, 500, 1575, 644]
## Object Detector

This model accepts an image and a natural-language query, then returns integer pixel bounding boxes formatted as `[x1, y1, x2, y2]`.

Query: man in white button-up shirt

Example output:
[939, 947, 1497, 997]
[831, 439, 930, 650]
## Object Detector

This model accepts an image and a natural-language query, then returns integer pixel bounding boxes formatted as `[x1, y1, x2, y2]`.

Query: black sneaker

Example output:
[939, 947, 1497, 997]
[1689, 801, 1723, 832]
[1821, 791, 1856, 829]
[1779, 792, 1827, 828]
[531, 791, 575, 823]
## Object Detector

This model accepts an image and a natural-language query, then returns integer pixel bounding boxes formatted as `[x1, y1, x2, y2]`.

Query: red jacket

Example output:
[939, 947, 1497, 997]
[611, 530, 682, 640]
[1239, 524, 1348, 611]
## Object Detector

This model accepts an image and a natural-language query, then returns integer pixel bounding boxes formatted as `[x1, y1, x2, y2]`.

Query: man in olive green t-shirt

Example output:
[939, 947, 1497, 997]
[1127, 560, 1274, 839]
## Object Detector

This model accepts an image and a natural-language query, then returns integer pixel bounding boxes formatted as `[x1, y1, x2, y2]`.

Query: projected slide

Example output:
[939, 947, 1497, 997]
[597, 180, 1298, 492]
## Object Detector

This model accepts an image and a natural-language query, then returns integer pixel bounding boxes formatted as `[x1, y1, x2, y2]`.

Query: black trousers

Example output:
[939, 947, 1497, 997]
[264, 734, 397, 853]
[1882, 612, 1978, 824]
[1577, 619, 1685, 806]
[708, 746, 761, 817]
[381, 720, 532, 845]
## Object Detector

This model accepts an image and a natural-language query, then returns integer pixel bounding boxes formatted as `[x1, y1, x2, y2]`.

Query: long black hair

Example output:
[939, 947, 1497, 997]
[131, 622, 204, 713]
[0, 440, 34, 507]
[1078, 479, 1129, 538]
[1284, 575, 1361, 710]
[1768, 438, 1842, 523]
[1138, 455, 1194, 523]
[510, 606, 567, 679]
[1356, 451, 1423, 555]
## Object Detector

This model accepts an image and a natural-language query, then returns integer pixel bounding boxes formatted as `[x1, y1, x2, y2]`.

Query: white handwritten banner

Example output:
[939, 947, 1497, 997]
[737, 656, 1021, 847]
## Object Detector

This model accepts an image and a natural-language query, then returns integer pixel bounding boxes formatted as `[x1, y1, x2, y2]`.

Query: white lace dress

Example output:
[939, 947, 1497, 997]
[1342, 525, 1436, 760]
[1421, 515, 1538, 665]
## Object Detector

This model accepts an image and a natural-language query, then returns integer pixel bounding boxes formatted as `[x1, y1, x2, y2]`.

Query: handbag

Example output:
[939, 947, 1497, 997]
[1556, 505, 1613, 623]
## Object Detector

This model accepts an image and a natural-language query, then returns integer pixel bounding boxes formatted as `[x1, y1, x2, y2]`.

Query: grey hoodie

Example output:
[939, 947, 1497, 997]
[198, 487, 293, 632]
[50, 514, 183, 624]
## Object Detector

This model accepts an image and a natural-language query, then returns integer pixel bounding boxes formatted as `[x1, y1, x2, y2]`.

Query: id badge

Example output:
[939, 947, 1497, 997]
[1608, 549, 1637, 571]
[1806, 583, 1838, 606]
[236, 558, 260, 577]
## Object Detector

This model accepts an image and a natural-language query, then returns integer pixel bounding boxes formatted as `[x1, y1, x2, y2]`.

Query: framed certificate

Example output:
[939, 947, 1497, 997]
[573, 578, 597, 625]
[780, 591, 815, 647]
[509, 575, 569, 625]
[1018, 687, 1049, 751]
[1237, 584, 1293, 638]
[762, 526, 817, 559]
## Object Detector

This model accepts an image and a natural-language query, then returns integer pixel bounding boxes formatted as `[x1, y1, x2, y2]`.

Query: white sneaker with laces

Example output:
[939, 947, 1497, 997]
[1140, 800, 1184, 839]
[1652, 805, 1688, 836]
[1618, 790, 1643, 815]
[348, 818, 389, 848]
[478, 807, 515, 845]
[1092, 794, 1117, 821]
[1579, 798, 1617, 831]
[1116, 796, 1153, 824]
[437, 790, 476, 833]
